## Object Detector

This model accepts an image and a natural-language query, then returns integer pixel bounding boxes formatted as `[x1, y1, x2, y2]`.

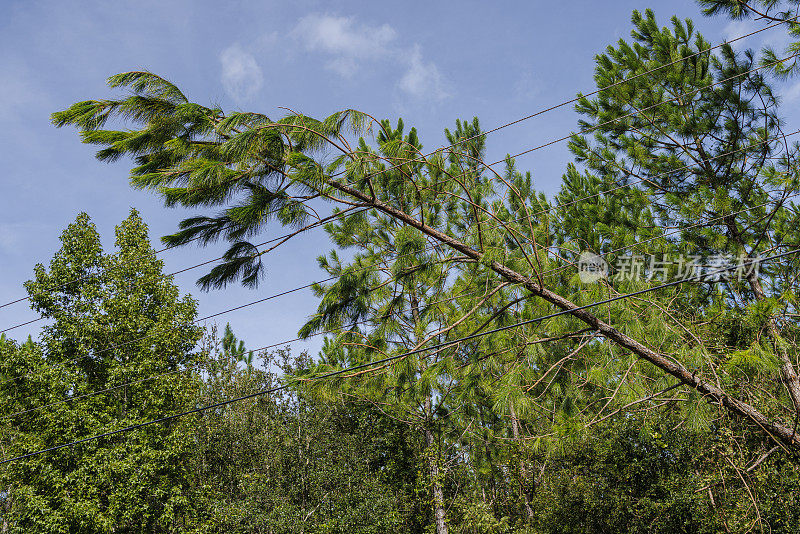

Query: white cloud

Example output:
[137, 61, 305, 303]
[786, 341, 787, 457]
[219, 43, 264, 103]
[292, 13, 449, 101]
[292, 13, 396, 77]
[723, 19, 790, 52]
[398, 45, 448, 100]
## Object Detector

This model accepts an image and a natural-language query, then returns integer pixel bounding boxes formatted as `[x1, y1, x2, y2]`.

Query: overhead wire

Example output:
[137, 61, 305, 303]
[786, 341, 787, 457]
[2, 249, 795, 465]
[3, 45, 796, 336]
[0, 16, 790, 315]
[419, 50, 800, 195]
[5, 183, 796, 418]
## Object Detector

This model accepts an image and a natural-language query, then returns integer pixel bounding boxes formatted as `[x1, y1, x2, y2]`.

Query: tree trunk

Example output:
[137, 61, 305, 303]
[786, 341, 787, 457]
[725, 218, 800, 419]
[424, 416, 448, 534]
[509, 404, 535, 520]
[327, 178, 800, 449]
[2, 486, 9, 533]
[745, 265, 800, 416]
[413, 288, 448, 534]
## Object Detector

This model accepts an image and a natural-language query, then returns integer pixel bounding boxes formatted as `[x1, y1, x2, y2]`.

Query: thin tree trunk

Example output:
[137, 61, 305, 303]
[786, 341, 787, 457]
[412, 288, 448, 534]
[725, 218, 800, 419]
[424, 404, 448, 534]
[2, 485, 9, 533]
[745, 267, 800, 416]
[509, 404, 535, 520]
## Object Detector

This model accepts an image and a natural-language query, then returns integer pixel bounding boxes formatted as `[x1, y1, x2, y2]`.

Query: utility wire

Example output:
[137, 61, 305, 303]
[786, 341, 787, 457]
[5, 185, 793, 418]
[2, 250, 795, 465]
[3, 143, 797, 395]
[5, 327, 599, 426]
[1, 187, 791, 395]
[3, 42, 793, 334]
[6, 55, 799, 386]
[0, 18, 787, 313]
[4, 87, 796, 337]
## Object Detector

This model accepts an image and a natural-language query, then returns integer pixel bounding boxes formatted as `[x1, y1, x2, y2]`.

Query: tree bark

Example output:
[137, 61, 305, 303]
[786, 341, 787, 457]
[744, 266, 800, 417]
[725, 217, 800, 420]
[413, 289, 448, 534]
[327, 177, 800, 449]
[424, 414, 448, 534]
[509, 404, 535, 520]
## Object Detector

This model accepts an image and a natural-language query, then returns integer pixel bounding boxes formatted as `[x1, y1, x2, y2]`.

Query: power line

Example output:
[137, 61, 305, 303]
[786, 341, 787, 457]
[1, 207, 369, 334]
[2, 249, 794, 465]
[6, 284, 535, 420]
[4, 187, 792, 417]
[0, 169, 325, 313]
[0, 189, 786, 396]
[0, 282, 503, 419]
[453, 17, 797, 145]
[4, 108, 795, 339]
[446, 128, 800, 275]
[0, 18, 787, 314]
[540, 202, 786, 280]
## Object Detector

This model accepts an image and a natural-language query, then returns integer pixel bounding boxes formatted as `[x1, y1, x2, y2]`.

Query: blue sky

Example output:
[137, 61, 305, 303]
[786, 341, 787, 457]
[1, 0, 796, 357]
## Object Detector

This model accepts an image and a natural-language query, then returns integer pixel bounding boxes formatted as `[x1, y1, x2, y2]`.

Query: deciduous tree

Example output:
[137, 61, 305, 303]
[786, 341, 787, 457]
[0, 211, 203, 532]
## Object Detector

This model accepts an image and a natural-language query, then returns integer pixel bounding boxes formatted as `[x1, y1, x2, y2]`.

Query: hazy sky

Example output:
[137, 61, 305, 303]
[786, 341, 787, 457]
[1, 0, 796, 358]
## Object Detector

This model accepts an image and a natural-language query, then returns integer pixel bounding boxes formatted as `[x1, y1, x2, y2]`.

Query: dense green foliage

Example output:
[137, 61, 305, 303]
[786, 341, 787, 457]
[1, 214, 799, 532]
[0, 211, 203, 532]
[3, 5, 800, 533]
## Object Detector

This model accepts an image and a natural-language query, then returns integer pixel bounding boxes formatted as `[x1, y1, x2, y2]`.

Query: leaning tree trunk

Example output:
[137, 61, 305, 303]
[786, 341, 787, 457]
[328, 178, 800, 449]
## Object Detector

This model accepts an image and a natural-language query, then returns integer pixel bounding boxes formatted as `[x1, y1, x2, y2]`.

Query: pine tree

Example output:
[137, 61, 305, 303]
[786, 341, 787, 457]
[51, 11, 800, 453]
[295, 119, 480, 534]
[566, 8, 800, 432]
[698, 0, 800, 76]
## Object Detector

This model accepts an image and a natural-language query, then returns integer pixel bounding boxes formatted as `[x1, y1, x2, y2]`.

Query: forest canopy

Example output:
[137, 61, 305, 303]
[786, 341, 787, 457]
[3, 4, 800, 533]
